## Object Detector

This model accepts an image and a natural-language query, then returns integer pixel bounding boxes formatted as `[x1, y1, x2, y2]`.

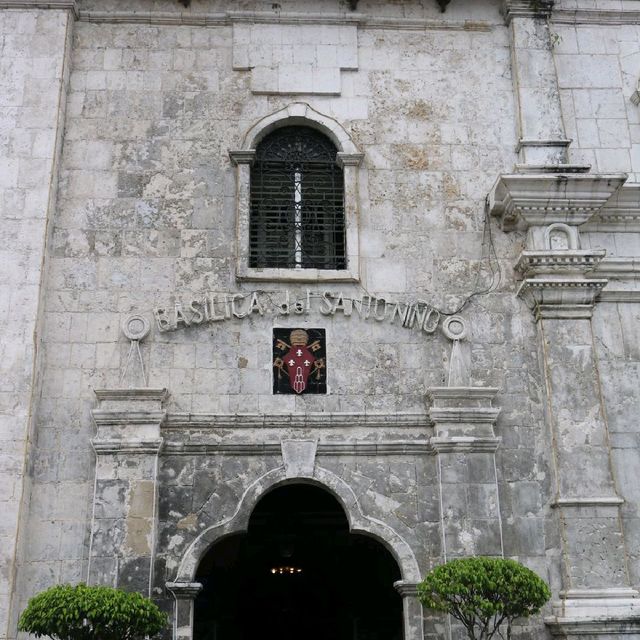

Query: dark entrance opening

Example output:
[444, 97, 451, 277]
[194, 484, 403, 640]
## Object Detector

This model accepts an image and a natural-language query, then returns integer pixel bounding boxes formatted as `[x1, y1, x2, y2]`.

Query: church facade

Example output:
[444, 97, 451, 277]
[2, 0, 640, 639]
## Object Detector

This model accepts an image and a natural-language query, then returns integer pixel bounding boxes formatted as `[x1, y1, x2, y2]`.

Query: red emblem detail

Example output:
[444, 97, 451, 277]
[273, 328, 325, 394]
[283, 341, 315, 394]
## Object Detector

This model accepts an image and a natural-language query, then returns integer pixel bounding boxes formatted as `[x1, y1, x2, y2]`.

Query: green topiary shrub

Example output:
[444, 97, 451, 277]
[18, 584, 167, 640]
[418, 557, 551, 640]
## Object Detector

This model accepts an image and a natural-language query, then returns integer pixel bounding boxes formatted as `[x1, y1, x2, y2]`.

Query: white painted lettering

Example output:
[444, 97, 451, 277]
[319, 291, 333, 315]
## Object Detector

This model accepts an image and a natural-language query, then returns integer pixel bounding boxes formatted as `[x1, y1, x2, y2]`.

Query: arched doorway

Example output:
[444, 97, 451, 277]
[193, 484, 403, 640]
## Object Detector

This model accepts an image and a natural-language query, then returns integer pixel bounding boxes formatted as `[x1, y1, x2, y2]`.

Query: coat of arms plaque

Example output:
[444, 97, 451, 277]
[272, 328, 327, 394]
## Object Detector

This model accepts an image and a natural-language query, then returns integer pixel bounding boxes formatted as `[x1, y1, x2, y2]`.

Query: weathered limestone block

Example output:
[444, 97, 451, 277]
[232, 23, 358, 95]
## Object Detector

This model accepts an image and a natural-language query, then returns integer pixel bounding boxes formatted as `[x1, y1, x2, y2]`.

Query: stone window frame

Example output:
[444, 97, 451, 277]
[229, 103, 363, 283]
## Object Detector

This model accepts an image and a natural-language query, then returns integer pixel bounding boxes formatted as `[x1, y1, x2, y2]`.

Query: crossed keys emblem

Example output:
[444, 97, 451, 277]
[273, 329, 326, 394]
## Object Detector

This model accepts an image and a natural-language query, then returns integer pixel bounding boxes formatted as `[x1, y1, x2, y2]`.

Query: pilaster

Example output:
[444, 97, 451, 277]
[502, 0, 576, 169]
[88, 389, 167, 595]
[166, 582, 203, 640]
[428, 387, 503, 559]
[1, 3, 75, 638]
[488, 173, 640, 636]
[393, 582, 425, 640]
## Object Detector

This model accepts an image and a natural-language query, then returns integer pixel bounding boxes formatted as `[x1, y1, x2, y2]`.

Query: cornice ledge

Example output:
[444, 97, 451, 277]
[428, 407, 502, 424]
[431, 436, 501, 453]
[546, 616, 640, 636]
[427, 387, 500, 401]
[92, 438, 163, 455]
[518, 278, 608, 294]
[598, 290, 640, 303]
[552, 9, 640, 27]
[164, 412, 428, 429]
[516, 250, 606, 277]
[488, 173, 628, 231]
[75, 9, 491, 32]
[546, 588, 640, 634]
[502, 0, 554, 24]
[588, 258, 640, 280]
[0, 0, 77, 16]
[552, 496, 624, 508]
[162, 441, 432, 456]
[94, 388, 168, 402]
[92, 410, 167, 426]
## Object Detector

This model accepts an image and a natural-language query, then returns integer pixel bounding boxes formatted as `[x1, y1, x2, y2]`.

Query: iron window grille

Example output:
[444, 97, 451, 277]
[249, 126, 346, 270]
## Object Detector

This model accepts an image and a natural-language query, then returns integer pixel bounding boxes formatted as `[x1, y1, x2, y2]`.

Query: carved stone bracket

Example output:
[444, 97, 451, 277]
[488, 174, 627, 232]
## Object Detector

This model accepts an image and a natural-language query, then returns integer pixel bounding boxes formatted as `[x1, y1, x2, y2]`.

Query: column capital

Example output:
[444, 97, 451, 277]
[166, 582, 203, 600]
[427, 387, 501, 441]
[502, 0, 554, 23]
[336, 152, 364, 167]
[393, 581, 421, 597]
[91, 387, 168, 447]
[228, 149, 256, 166]
[518, 279, 607, 320]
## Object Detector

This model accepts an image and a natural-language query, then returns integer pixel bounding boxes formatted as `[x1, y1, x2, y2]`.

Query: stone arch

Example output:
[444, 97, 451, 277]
[174, 464, 421, 584]
[241, 102, 360, 155]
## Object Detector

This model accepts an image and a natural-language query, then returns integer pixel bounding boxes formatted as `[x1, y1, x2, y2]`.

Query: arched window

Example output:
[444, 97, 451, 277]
[230, 103, 362, 282]
[249, 126, 346, 270]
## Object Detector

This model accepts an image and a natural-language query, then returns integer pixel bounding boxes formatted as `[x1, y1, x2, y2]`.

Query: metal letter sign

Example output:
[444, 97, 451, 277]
[273, 328, 327, 394]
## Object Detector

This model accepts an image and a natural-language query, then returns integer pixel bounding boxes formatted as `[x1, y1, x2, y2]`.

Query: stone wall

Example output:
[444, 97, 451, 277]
[0, 7, 73, 639]
[4, 0, 640, 639]
[553, 4, 640, 179]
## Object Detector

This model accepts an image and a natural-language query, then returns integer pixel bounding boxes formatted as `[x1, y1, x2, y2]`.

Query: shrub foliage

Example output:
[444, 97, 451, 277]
[418, 557, 551, 640]
[18, 584, 167, 640]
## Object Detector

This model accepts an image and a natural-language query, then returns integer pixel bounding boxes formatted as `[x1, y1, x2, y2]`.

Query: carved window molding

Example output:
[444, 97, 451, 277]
[230, 103, 363, 283]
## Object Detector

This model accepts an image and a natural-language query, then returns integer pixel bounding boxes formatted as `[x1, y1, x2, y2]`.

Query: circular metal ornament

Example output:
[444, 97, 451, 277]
[442, 315, 467, 341]
[122, 314, 150, 341]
